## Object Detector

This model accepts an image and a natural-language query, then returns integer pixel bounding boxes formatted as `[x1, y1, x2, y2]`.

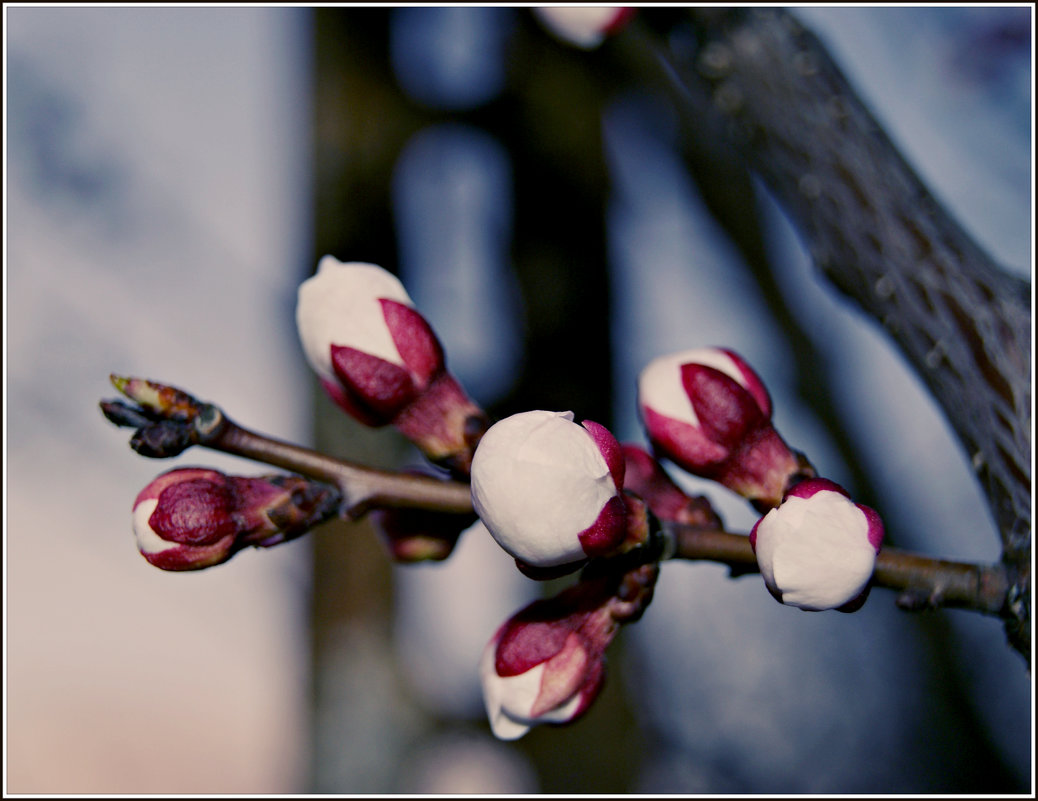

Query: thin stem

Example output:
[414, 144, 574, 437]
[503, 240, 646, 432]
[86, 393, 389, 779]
[210, 417, 474, 518]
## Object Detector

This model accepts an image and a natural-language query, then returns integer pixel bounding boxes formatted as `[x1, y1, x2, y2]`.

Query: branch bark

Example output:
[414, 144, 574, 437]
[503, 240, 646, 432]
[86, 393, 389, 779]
[619, 7, 1030, 661]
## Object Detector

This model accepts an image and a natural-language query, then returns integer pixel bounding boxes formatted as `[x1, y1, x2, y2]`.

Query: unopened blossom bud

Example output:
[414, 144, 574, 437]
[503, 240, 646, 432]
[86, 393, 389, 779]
[102, 375, 225, 458]
[296, 256, 487, 474]
[132, 468, 339, 571]
[637, 347, 812, 510]
[532, 7, 635, 49]
[471, 410, 627, 570]
[749, 478, 884, 611]
[481, 561, 659, 739]
[480, 581, 613, 740]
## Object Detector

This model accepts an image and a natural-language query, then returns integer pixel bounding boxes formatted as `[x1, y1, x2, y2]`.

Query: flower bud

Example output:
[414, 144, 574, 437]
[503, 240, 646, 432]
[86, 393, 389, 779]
[296, 256, 487, 473]
[480, 584, 614, 740]
[470, 410, 627, 569]
[297, 257, 436, 424]
[132, 468, 339, 571]
[749, 478, 884, 611]
[103, 375, 225, 458]
[532, 7, 635, 49]
[637, 347, 811, 510]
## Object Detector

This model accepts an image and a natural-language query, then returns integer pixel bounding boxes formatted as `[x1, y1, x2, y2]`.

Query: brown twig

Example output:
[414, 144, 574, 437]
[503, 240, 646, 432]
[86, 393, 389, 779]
[100, 375, 473, 519]
[209, 418, 474, 519]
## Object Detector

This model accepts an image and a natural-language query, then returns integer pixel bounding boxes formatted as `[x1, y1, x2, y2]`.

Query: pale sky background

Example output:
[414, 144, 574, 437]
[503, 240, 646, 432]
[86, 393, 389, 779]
[5, 7, 313, 793]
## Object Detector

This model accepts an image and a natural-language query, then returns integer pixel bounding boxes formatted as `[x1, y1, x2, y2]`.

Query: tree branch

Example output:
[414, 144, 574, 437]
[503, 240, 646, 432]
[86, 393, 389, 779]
[100, 376, 472, 519]
[614, 7, 1030, 660]
[100, 375, 1014, 622]
[209, 419, 475, 519]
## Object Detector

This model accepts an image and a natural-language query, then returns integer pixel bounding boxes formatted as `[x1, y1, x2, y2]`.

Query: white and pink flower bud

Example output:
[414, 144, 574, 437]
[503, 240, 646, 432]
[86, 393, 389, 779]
[470, 410, 628, 570]
[637, 347, 811, 510]
[296, 256, 487, 473]
[132, 468, 338, 571]
[749, 478, 885, 611]
[479, 588, 614, 740]
[532, 7, 635, 49]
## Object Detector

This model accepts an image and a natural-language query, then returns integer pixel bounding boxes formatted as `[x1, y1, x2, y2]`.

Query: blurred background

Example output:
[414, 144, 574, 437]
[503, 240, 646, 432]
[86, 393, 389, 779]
[4, 5, 1032, 794]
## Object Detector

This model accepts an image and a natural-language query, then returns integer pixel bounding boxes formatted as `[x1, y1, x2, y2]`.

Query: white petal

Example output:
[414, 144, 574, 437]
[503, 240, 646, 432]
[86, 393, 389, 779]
[638, 348, 742, 428]
[471, 410, 616, 566]
[488, 709, 533, 741]
[533, 7, 619, 49]
[754, 491, 877, 610]
[535, 690, 583, 724]
[479, 638, 540, 740]
[132, 498, 178, 555]
[295, 256, 413, 382]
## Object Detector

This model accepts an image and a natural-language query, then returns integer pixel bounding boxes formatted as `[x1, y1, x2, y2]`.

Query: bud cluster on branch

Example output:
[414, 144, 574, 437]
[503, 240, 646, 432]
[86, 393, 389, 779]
[96, 1, 1028, 744]
[101, 250, 1016, 739]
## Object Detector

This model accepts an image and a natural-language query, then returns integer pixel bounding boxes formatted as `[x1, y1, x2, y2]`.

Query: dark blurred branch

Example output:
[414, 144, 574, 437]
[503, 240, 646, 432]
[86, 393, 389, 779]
[615, 7, 1030, 660]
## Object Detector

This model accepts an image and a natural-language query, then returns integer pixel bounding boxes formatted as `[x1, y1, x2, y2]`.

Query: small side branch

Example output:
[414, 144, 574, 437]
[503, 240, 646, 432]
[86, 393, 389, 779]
[210, 420, 474, 518]
[100, 375, 473, 519]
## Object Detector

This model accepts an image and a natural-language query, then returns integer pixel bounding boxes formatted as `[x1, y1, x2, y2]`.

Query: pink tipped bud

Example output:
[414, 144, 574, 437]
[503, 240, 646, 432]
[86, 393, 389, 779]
[637, 347, 810, 509]
[296, 256, 487, 474]
[532, 7, 635, 49]
[480, 585, 615, 740]
[296, 256, 443, 424]
[480, 550, 661, 739]
[132, 468, 338, 571]
[749, 478, 884, 611]
[470, 411, 629, 569]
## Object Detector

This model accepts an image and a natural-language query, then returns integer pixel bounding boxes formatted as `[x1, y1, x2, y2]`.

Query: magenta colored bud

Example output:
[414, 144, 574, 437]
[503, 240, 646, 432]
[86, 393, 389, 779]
[297, 256, 487, 472]
[480, 557, 661, 739]
[638, 347, 807, 508]
[372, 507, 475, 562]
[133, 469, 239, 570]
[132, 468, 338, 571]
[471, 411, 629, 568]
[480, 588, 615, 740]
[297, 257, 445, 426]
[750, 478, 884, 611]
